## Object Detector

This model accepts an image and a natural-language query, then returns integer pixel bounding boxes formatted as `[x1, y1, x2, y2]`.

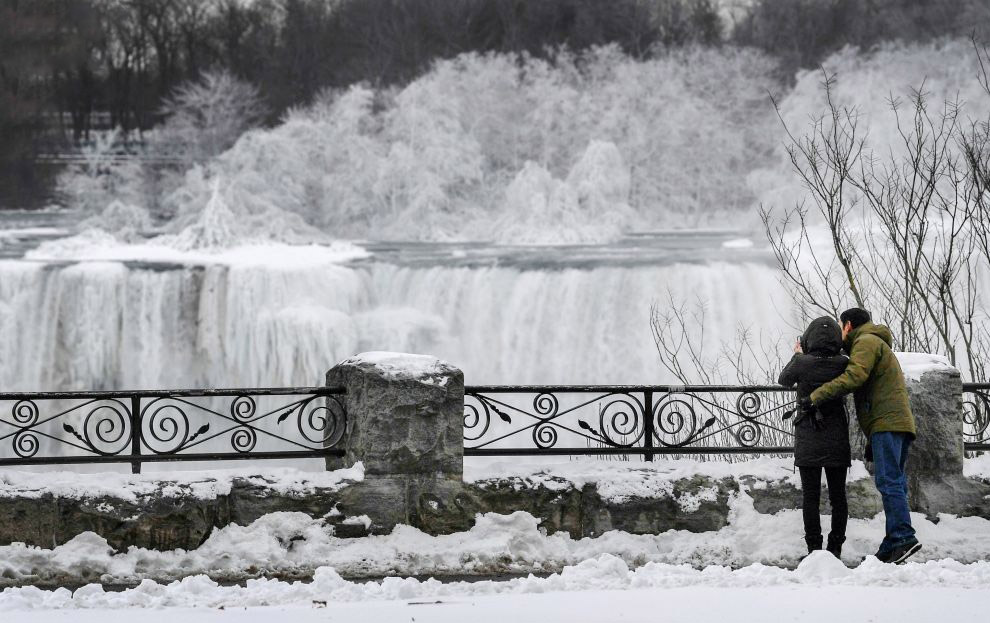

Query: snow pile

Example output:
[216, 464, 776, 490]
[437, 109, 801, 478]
[895, 352, 958, 382]
[3, 492, 989, 587]
[0, 464, 364, 502]
[3, 552, 990, 612]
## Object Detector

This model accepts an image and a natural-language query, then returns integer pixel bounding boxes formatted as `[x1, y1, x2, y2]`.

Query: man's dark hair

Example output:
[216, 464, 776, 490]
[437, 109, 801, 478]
[839, 308, 871, 329]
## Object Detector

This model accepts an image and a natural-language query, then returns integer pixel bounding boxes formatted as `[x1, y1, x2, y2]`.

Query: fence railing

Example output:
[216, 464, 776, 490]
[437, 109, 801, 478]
[463, 385, 797, 459]
[0, 387, 346, 473]
[963, 383, 990, 452]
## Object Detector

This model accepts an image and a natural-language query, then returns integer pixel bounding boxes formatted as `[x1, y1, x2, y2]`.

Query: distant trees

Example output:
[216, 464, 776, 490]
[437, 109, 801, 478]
[734, 0, 990, 78]
[14, 0, 726, 140]
[8, 0, 990, 209]
[0, 0, 100, 206]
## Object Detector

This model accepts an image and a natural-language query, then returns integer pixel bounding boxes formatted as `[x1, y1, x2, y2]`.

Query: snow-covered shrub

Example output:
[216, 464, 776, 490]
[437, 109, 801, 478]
[55, 129, 146, 217]
[79, 200, 153, 242]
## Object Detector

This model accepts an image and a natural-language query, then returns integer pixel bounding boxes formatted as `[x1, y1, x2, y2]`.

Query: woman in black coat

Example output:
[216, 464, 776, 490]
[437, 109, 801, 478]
[778, 316, 851, 558]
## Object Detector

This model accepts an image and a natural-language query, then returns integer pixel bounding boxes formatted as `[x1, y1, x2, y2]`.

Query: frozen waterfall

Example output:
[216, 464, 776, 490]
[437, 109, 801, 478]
[0, 253, 787, 391]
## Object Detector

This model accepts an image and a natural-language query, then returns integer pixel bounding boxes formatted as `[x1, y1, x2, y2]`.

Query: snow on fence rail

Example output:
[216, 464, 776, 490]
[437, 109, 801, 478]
[0, 387, 347, 473]
[463, 385, 797, 460]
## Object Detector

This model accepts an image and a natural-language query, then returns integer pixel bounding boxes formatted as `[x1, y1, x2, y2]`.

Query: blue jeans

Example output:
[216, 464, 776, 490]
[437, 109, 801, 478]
[871, 431, 916, 552]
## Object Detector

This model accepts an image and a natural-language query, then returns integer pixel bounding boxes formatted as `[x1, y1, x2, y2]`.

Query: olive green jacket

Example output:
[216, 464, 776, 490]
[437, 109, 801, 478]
[809, 322, 916, 438]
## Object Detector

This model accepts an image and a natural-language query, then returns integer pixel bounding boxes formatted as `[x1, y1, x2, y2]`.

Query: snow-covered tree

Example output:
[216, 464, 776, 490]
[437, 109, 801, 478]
[151, 70, 267, 165]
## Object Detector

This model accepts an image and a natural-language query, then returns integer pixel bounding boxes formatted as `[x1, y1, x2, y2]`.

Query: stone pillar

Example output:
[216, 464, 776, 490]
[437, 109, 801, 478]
[848, 357, 990, 517]
[903, 365, 989, 517]
[326, 352, 476, 534]
[325, 352, 463, 477]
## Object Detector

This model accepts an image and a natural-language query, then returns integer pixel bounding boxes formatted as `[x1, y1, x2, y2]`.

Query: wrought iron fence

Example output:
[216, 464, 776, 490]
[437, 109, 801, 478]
[463, 385, 796, 459]
[0, 387, 346, 473]
[963, 383, 990, 452]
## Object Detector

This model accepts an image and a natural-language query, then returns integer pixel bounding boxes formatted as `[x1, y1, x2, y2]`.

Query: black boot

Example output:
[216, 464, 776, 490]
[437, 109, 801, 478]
[826, 534, 845, 559]
[800, 535, 823, 561]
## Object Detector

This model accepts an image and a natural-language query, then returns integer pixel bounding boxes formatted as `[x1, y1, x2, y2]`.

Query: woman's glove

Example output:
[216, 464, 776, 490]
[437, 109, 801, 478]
[798, 397, 824, 430]
[865, 443, 873, 463]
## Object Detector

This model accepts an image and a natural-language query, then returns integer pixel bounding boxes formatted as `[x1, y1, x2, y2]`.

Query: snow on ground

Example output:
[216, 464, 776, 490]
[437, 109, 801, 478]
[3, 490, 990, 587]
[2, 459, 990, 618]
[965, 453, 990, 479]
[3, 553, 990, 620]
[0, 464, 364, 501]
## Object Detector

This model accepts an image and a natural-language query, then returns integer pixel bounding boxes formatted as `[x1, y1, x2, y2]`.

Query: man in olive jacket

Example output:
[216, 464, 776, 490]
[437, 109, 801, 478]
[808, 308, 921, 564]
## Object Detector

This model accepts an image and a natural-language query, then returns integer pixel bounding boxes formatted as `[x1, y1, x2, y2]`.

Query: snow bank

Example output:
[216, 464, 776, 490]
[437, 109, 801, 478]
[3, 550, 990, 612]
[0, 464, 364, 502]
[3, 491, 989, 588]
[895, 352, 957, 382]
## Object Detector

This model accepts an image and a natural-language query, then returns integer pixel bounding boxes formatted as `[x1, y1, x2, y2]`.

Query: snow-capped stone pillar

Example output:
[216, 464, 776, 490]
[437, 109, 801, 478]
[325, 352, 464, 479]
[899, 355, 964, 480]
[324, 352, 474, 534]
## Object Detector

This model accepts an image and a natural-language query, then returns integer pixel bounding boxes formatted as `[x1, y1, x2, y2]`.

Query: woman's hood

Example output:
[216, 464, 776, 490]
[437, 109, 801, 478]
[802, 316, 843, 356]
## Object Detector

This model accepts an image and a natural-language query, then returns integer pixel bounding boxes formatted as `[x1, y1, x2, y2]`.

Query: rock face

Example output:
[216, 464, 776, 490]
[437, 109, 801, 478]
[745, 476, 883, 520]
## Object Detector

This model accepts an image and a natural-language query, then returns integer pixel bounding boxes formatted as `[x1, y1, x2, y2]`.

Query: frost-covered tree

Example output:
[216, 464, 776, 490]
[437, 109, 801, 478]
[151, 70, 267, 165]
[132, 45, 787, 242]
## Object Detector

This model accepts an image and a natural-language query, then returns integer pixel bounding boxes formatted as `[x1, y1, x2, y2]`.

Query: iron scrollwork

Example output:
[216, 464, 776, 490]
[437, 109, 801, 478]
[963, 387, 990, 446]
[0, 387, 347, 470]
[463, 386, 796, 456]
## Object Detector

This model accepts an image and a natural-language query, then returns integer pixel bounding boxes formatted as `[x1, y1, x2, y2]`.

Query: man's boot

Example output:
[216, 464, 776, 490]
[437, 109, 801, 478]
[826, 534, 845, 559]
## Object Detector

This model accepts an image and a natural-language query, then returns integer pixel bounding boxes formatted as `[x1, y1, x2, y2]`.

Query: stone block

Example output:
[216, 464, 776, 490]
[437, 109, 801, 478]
[326, 352, 464, 478]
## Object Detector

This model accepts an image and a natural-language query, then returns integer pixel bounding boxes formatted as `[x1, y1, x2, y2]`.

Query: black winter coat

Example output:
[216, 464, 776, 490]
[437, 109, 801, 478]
[778, 316, 852, 468]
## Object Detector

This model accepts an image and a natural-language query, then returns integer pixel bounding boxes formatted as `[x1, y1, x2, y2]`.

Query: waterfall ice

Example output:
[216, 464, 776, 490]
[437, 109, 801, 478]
[0, 256, 786, 391]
